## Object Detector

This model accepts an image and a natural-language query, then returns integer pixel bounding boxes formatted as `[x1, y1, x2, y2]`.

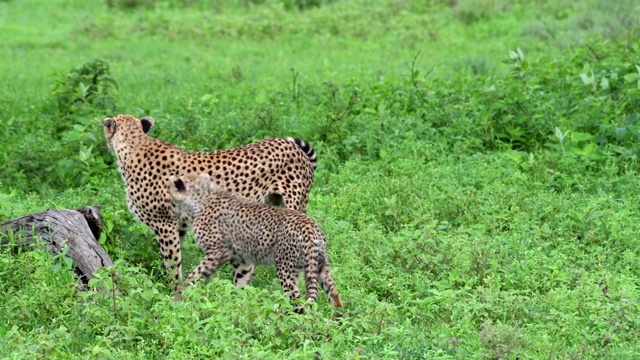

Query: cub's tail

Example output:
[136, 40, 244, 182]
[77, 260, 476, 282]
[287, 137, 317, 171]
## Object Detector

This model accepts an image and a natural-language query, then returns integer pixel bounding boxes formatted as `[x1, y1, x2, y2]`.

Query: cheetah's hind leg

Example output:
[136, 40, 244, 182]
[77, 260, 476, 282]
[275, 255, 304, 314]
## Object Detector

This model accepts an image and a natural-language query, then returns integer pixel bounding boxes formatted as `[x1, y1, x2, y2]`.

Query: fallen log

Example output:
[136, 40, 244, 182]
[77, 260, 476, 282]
[0, 206, 113, 285]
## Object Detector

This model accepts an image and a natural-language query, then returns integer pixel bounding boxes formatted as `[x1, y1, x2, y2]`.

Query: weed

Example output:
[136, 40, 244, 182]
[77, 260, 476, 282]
[479, 321, 528, 359]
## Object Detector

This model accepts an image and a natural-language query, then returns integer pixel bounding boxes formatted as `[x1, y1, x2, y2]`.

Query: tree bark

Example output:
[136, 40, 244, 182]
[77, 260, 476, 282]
[0, 206, 113, 285]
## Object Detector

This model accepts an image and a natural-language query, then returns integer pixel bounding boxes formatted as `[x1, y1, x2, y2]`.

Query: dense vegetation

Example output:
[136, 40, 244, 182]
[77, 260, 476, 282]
[1, 0, 639, 358]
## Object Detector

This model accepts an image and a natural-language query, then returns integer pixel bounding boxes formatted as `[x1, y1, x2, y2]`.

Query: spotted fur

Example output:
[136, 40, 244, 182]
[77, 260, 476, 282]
[102, 114, 317, 286]
[169, 173, 343, 312]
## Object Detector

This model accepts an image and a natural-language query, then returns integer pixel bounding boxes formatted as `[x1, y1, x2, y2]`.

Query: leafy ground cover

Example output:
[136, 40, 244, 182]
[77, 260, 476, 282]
[1, 0, 639, 358]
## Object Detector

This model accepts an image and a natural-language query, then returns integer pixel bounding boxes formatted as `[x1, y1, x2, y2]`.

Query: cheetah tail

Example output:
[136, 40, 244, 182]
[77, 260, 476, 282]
[320, 263, 343, 308]
[287, 137, 317, 171]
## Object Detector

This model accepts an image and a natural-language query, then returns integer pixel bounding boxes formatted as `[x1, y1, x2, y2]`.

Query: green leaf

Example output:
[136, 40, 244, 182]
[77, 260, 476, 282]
[580, 72, 594, 85]
[572, 132, 594, 142]
[599, 77, 609, 90]
[554, 126, 568, 142]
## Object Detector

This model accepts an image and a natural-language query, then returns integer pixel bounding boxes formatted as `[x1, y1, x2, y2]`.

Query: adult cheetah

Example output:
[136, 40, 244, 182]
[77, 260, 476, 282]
[168, 173, 343, 312]
[103, 114, 317, 287]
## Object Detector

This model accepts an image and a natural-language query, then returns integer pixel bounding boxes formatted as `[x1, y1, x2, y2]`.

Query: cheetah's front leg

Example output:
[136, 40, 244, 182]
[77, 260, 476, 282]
[232, 262, 256, 287]
[153, 225, 183, 289]
[176, 249, 231, 297]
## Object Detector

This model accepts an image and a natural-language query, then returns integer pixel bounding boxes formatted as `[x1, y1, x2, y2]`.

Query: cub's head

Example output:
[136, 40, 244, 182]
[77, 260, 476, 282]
[169, 174, 247, 218]
[169, 173, 211, 202]
[169, 173, 229, 200]
[167, 173, 217, 214]
[102, 114, 155, 152]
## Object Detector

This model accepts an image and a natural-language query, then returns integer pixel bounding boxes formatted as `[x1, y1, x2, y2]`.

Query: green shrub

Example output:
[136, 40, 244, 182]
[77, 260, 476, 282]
[50, 59, 118, 119]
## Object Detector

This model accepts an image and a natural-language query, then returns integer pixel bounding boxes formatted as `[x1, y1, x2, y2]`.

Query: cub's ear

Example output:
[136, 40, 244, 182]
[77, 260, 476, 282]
[194, 173, 212, 188]
[140, 116, 155, 134]
[103, 118, 116, 135]
[173, 178, 187, 193]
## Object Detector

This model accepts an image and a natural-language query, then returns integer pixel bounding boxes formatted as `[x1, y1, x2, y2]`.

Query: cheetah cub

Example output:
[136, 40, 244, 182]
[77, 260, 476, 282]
[168, 173, 343, 311]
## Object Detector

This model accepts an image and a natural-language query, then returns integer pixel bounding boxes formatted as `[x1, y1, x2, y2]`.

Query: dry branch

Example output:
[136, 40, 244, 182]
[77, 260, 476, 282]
[0, 206, 113, 284]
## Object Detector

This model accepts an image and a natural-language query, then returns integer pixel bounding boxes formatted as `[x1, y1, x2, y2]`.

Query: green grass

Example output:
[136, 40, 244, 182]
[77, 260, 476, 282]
[1, 0, 640, 358]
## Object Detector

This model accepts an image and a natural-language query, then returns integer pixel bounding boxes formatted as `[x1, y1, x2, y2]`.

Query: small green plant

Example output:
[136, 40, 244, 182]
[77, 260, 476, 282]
[51, 59, 118, 118]
[479, 321, 528, 359]
[105, 0, 154, 9]
[281, 0, 323, 11]
[452, 0, 507, 25]
[290, 67, 301, 105]
[504, 47, 526, 78]
[624, 65, 640, 90]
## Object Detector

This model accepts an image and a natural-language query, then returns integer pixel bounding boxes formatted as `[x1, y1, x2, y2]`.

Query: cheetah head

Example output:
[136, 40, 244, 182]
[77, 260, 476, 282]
[168, 173, 215, 202]
[168, 173, 233, 205]
[102, 114, 155, 152]
[167, 174, 216, 216]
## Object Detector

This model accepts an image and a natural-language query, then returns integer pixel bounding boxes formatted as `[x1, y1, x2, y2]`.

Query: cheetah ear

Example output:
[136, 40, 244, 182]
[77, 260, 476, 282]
[173, 178, 187, 193]
[103, 118, 116, 136]
[197, 173, 212, 182]
[140, 116, 155, 134]
[195, 173, 212, 188]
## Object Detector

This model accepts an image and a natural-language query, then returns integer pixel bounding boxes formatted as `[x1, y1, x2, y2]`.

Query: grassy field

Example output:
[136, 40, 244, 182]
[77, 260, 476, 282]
[1, 0, 640, 358]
